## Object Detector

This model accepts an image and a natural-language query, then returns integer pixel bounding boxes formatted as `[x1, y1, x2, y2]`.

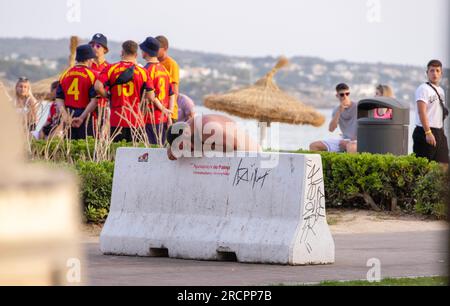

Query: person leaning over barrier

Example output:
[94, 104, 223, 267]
[309, 83, 358, 153]
[413, 59, 449, 165]
[165, 114, 261, 160]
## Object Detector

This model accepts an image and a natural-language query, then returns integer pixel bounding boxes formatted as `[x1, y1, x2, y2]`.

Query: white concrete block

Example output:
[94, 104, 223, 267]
[0, 166, 82, 285]
[100, 148, 335, 265]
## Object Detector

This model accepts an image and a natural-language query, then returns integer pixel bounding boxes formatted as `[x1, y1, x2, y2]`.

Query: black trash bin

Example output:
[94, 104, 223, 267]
[357, 97, 409, 155]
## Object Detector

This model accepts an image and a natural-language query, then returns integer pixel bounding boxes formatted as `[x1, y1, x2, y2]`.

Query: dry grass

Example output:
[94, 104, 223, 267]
[142, 100, 167, 147]
[28, 93, 168, 163]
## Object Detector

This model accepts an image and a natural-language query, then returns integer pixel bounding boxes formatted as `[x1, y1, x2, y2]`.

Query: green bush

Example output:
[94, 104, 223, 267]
[294, 150, 447, 218]
[38, 141, 448, 222]
[413, 164, 449, 219]
[73, 161, 114, 223]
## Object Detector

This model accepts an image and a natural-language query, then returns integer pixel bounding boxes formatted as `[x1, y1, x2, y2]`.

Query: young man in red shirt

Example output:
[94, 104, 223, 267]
[89, 33, 111, 135]
[56, 44, 98, 140]
[32, 81, 61, 140]
[140, 36, 175, 145]
[40, 81, 61, 139]
[89, 33, 110, 76]
[95, 40, 165, 143]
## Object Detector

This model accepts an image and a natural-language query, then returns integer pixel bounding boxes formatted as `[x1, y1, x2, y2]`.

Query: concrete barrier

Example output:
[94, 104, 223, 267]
[100, 148, 335, 265]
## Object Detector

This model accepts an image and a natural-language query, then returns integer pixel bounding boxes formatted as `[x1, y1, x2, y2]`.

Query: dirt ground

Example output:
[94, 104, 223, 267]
[327, 209, 448, 234]
[80, 209, 449, 241]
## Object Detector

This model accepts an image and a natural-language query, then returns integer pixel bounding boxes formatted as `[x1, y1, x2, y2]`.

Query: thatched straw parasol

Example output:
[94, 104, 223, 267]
[32, 76, 59, 99]
[204, 57, 325, 127]
[31, 36, 79, 100]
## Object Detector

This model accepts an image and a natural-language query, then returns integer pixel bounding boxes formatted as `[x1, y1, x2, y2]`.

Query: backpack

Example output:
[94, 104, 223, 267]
[112, 65, 136, 87]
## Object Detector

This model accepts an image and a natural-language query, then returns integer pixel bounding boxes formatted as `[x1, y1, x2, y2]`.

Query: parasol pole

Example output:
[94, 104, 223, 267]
[68, 36, 79, 68]
[255, 57, 289, 149]
[258, 122, 267, 148]
[258, 121, 273, 149]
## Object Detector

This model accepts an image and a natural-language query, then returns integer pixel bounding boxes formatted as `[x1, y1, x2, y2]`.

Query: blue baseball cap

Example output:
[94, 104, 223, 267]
[139, 37, 160, 57]
[76, 44, 96, 62]
[90, 33, 109, 52]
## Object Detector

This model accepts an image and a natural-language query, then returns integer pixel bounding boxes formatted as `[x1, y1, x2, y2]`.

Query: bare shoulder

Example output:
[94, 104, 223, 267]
[203, 114, 236, 125]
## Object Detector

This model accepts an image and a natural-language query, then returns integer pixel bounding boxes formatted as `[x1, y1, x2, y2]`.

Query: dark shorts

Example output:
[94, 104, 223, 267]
[67, 107, 94, 140]
[92, 106, 110, 138]
[111, 127, 133, 143]
[42, 120, 61, 137]
[146, 123, 168, 146]
[28, 123, 36, 132]
[42, 124, 56, 137]
[413, 126, 449, 163]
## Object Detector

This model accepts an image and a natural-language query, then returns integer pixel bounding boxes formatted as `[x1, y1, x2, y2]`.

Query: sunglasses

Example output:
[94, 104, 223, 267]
[90, 43, 103, 49]
[18, 76, 29, 82]
[339, 92, 350, 97]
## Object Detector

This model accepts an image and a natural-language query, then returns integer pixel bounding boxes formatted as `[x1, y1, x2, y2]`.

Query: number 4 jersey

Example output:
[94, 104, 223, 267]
[57, 65, 97, 109]
[100, 61, 154, 128]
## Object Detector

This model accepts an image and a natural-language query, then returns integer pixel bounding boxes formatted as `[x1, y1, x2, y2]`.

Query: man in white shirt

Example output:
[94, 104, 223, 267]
[413, 59, 449, 164]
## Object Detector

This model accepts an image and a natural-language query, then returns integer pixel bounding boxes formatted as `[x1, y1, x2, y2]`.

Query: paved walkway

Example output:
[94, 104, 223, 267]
[83, 230, 448, 286]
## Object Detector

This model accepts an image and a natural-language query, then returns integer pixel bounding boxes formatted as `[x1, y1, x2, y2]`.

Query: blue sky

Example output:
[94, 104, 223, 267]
[0, 0, 448, 67]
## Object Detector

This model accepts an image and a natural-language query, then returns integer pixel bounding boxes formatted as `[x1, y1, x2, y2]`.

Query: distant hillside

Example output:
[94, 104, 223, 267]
[0, 38, 448, 108]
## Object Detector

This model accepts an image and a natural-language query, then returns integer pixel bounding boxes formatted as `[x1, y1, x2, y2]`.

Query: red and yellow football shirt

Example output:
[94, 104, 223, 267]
[91, 60, 110, 76]
[57, 65, 97, 109]
[91, 60, 111, 108]
[144, 62, 174, 125]
[101, 61, 153, 128]
[160, 56, 179, 120]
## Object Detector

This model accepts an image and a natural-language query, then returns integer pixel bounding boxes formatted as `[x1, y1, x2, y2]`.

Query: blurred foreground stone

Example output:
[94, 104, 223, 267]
[0, 83, 82, 285]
